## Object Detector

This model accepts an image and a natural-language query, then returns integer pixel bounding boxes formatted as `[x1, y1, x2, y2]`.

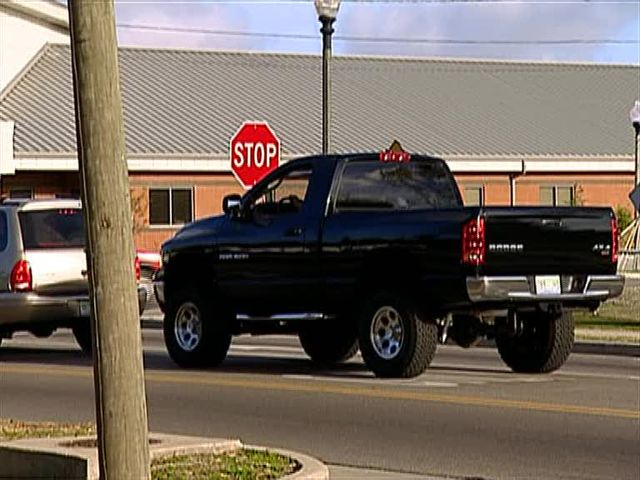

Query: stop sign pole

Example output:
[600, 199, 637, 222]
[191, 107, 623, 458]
[230, 122, 281, 189]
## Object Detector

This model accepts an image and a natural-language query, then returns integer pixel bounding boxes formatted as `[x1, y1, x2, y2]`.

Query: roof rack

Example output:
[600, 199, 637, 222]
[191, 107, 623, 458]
[1, 198, 30, 205]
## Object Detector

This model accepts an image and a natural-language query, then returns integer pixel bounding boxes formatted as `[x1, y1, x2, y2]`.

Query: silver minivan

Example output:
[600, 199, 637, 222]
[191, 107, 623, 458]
[0, 198, 147, 352]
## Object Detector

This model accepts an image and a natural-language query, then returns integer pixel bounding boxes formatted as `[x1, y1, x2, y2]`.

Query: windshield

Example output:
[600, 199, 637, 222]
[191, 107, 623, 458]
[18, 209, 85, 249]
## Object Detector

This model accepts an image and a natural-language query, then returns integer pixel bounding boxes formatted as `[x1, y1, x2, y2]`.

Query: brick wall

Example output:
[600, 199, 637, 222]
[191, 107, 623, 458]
[1, 170, 635, 254]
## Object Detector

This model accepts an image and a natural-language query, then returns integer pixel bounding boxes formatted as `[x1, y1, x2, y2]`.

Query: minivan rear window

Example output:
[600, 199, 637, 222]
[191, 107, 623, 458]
[0, 212, 7, 251]
[19, 209, 85, 249]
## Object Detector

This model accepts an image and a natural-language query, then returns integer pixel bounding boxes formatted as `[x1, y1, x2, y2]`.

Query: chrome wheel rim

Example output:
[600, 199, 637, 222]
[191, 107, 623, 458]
[174, 302, 202, 352]
[370, 306, 404, 360]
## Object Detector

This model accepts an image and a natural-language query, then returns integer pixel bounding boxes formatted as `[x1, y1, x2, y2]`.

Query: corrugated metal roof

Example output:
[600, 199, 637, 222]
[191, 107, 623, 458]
[1, 43, 638, 159]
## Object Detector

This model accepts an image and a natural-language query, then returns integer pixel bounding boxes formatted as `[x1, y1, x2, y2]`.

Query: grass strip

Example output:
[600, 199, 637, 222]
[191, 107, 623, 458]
[0, 418, 95, 441]
[152, 450, 299, 480]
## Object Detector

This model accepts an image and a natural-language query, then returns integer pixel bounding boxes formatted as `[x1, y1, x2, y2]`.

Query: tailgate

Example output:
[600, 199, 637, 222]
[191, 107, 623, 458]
[25, 248, 88, 295]
[481, 207, 616, 276]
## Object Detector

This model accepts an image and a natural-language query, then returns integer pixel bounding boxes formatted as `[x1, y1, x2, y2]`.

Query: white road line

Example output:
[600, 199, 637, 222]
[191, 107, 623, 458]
[281, 374, 460, 388]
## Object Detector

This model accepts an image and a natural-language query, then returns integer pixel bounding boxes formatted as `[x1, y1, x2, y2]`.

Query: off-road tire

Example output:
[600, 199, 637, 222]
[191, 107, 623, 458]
[358, 292, 437, 378]
[164, 289, 231, 368]
[72, 322, 93, 354]
[496, 311, 574, 373]
[298, 320, 359, 365]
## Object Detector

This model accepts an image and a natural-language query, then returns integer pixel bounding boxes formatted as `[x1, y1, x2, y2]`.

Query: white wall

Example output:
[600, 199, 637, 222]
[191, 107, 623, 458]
[0, 2, 69, 92]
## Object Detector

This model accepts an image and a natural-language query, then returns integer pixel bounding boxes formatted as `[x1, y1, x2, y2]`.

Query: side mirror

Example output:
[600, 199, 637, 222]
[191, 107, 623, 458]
[223, 194, 242, 216]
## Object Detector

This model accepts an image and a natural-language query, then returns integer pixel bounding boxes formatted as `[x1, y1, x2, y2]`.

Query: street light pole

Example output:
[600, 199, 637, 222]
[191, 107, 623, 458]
[633, 124, 640, 200]
[629, 101, 640, 271]
[630, 101, 640, 218]
[320, 15, 335, 155]
[315, 0, 340, 155]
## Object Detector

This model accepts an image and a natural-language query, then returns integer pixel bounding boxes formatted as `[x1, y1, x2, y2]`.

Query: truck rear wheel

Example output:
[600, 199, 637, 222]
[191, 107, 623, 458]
[164, 290, 231, 368]
[496, 311, 574, 373]
[358, 292, 437, 378]
[72, 322, 92, 354]
[298, 321, 358, 366]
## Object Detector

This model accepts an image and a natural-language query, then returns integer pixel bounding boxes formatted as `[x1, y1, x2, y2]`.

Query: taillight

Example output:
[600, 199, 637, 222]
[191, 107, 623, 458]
[10, 260, 32, 292]
[611, 217, 618, 264]
[134, 255, 141, 283]
[462, 217, 486, 265]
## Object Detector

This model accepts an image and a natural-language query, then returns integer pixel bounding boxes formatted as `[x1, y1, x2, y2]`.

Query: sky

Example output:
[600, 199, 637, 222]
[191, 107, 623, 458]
[109, 0, 640, 64]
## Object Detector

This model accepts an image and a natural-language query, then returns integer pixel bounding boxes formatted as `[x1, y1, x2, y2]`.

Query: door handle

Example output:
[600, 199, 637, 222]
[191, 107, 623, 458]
[284, 227, 304, 237]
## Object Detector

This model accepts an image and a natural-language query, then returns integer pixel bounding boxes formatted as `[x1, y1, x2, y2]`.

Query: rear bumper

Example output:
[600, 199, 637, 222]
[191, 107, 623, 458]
[0, 286, 148, 327]
[466, 275, 625, 303]
[0, 293, 90, 326]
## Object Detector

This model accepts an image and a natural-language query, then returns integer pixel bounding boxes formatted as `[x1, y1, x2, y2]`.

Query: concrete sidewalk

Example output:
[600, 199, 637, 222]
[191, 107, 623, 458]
[329, 465, 441, 479]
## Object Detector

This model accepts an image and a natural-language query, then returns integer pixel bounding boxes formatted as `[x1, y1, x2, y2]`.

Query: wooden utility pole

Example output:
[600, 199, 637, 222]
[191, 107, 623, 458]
[67, 1, 150, 479]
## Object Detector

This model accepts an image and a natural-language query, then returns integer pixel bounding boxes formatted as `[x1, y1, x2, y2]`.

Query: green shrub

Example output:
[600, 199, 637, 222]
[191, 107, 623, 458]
[614, 205, 633, 232]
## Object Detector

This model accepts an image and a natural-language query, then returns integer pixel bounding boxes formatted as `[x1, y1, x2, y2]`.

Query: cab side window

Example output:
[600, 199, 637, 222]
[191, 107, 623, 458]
[247, 166, 312, 218]
[0, 212, 7, 251]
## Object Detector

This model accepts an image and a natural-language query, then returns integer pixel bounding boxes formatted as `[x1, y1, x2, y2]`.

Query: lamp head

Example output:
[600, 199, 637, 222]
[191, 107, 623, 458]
[314, 0, 341, 20]
[630, 100, 640, 130]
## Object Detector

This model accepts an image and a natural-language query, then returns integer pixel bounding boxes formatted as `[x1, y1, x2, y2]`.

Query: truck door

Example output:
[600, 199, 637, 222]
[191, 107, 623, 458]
[217, 162, 320, 316]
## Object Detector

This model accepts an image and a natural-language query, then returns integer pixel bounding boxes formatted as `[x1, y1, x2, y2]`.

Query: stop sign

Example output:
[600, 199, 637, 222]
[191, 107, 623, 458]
[230, 122, 281, 189]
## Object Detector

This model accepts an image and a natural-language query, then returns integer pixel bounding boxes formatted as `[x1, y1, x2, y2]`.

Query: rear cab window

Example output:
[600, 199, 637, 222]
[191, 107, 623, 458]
[18, 208, 85, 249]
[334, 158, 461, 212]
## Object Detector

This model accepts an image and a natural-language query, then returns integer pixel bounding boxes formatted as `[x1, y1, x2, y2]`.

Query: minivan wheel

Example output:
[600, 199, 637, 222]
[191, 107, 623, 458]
[358, 292, 437, 378]
[496, 311, 574, 373]
[298, 320, 359, 366]
[72, 322, 93, 354]
[164, 290, 231, 368]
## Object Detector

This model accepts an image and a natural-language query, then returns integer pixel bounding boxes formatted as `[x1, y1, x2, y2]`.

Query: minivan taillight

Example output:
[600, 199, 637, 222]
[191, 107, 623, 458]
[134, 255, 141, 283]
[611, 217, 618, 264]
[462, 217, 486, 266]
[10, 260, 32, 292]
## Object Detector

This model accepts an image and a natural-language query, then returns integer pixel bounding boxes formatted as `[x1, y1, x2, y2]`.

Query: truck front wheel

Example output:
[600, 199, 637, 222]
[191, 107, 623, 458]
[298, 321, 358, 366]
[496, 311, 574, 373]
[358, 293, 437, 378]
[164, 290, 231, 368]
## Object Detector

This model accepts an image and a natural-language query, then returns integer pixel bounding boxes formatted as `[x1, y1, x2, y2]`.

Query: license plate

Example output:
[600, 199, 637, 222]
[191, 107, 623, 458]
[535, 275, 561, 295]
[79, 301, 91, 317]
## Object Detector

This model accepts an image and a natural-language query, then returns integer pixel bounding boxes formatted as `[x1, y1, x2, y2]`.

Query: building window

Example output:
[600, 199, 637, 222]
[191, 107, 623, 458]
[56, 189, 81, 199]
[463, 186, 484, 206]
[9, 188, 32, 199]
[540, 185, 574, 206]
[149, 188, 193, 226]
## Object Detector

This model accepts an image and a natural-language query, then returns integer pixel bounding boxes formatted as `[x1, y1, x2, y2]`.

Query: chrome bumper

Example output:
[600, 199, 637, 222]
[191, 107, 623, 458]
[466, 275, 625, 303]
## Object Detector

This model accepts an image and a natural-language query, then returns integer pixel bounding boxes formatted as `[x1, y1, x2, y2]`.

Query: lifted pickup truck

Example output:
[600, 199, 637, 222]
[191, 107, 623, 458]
[155, 152, 623, 377]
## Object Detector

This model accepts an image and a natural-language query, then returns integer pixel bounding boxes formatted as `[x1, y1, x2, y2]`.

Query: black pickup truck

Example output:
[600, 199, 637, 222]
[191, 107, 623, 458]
[155, 152, 624, 378]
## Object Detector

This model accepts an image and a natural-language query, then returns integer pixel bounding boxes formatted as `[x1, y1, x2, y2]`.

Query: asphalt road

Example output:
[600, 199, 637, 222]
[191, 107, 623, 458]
[1, 330, 638, 480]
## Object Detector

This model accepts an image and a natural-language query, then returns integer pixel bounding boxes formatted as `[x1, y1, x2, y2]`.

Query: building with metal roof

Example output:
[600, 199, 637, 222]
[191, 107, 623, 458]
[0, 43, 637, 250]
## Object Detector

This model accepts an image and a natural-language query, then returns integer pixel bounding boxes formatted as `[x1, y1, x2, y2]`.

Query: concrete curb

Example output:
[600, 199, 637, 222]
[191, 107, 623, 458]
[247, 445, 329, 480]
[0, 434, 328, 480]
[474, 338, 639, 357]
